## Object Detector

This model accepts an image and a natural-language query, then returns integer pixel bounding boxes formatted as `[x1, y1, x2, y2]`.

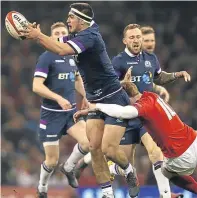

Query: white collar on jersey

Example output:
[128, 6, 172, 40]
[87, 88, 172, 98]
[90, 20, 95, 27]
[124, 48, 142, 57]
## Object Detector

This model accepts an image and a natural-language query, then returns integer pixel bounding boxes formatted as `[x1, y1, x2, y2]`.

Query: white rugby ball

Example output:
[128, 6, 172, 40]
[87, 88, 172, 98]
[5, 11, 29, 40]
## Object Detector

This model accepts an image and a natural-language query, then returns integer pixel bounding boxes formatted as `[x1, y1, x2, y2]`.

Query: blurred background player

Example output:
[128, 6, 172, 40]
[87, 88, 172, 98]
[80, 81, 197, 194]
[141, 25, 170, 102]
[33, 22, 90, 198]
[21, 3, 139, 198]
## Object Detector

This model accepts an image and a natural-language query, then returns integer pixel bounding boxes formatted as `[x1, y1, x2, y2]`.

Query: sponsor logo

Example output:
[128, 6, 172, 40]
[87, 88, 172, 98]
[55, 60, 65, 63]
[130, 71, 152, 84]
[116, 118, 123, 123]
[93, 89, 102, 97]
[47, 135, 57, 137]
[58, 72, 76, 81]
[13, 14, 28, 29]
[88, 112, 97, 116]
[127, 62, 138, 65]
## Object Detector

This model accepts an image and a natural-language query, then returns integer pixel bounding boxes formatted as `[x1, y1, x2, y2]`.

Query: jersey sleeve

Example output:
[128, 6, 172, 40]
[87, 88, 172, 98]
[153, 53, 162, 76]
[112, 56, 125, 80]
[66, 34, 95, 54]
[34, 52, 51, 79]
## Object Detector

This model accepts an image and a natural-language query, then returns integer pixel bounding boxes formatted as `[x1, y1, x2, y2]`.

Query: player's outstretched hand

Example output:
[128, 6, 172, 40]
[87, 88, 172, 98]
[57, 97, 72, 110]
[175, 71, 191, 82]
[20, 24, 41, 40]
[73, 109, 89, 123]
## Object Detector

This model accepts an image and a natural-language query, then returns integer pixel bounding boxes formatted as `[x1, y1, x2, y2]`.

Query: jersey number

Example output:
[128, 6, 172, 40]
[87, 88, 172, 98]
[157, 97, 176, 120]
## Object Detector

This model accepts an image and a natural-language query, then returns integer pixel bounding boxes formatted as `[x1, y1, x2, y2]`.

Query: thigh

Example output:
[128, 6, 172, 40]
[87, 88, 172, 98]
[38, 109, 68, 143]
[102, 124, 126, 148]
[86, 118, 105, 149]
[67, 119, 87, 143]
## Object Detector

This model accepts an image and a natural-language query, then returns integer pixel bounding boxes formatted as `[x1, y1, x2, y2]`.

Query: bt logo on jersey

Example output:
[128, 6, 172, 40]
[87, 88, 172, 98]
[131, 71, 152, 84]
[58, 72, 75, 81]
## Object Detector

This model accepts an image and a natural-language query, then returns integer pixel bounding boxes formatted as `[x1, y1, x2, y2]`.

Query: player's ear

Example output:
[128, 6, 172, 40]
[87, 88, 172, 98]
[123, 37, 127, 45]
[80, 19, 85, 26]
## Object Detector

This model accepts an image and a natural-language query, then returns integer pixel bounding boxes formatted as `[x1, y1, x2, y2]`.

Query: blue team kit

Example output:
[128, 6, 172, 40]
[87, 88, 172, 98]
[34, 52, 79, 142]
[60, 22, 131, 127]
[112, 49, 162, 144]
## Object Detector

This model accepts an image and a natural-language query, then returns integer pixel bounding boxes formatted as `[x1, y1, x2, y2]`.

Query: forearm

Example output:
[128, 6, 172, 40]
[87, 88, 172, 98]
[95, 103, 138, 119]
[75, 75, 86, 97]
[33, 83, 61, 101]
[153, 83, 162, 93]
[36, 33, 70, 55]
[154, 71, 177, 85]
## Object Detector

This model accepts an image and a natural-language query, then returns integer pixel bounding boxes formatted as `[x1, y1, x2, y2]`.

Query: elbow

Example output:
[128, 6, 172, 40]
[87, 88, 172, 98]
[32, 85, 37, 93]
[32, 84, 39, 93]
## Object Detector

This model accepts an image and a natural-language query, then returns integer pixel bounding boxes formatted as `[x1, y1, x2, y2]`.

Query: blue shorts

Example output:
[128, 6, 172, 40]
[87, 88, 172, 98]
[87, 89, 130, 127]
[120, 118, 147, 145]
[38, 108, 77, 143]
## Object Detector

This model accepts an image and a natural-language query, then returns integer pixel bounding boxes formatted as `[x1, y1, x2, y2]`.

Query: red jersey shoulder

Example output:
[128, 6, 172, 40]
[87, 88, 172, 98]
[134, 91, 157, 116]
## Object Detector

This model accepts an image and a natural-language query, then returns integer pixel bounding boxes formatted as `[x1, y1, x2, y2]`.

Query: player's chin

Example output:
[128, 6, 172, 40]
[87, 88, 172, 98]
[133, 48, 141, 54]
[68, 27, 73, 33]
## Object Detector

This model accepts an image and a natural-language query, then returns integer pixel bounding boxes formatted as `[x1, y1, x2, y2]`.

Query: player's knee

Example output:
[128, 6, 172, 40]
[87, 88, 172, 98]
[88, 138, 102, 151]
[79, 139, 90, 153]
[102, 144, 116, 159]
[148, 146, 163, 164]
[45, 156, 59, 168]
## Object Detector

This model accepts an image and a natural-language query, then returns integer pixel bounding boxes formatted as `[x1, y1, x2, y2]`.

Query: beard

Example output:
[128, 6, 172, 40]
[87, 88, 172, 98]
[127, 44, 142, 55]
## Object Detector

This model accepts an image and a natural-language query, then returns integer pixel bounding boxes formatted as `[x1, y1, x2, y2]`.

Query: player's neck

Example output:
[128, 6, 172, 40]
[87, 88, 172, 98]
[134, 93, 142, 102]
[79, 24, 90, 32]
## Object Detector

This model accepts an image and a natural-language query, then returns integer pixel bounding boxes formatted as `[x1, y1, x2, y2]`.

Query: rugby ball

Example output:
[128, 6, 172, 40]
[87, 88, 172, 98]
[5, 11, 29, 40]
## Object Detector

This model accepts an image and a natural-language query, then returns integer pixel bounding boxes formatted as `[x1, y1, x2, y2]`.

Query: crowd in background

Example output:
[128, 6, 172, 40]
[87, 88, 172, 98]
[1, 1, 197, 190]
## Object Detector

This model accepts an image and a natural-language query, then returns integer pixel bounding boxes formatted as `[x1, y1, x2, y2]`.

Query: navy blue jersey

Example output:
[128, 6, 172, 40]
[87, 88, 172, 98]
[34, 51, 78, 110]
[60, 22, 121, 101]
[112, 48, 161, 93]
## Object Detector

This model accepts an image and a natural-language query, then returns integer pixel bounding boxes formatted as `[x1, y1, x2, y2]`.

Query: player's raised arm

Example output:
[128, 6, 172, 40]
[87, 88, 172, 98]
[21, 24, 76, 55]
[95, 103, 139, 119]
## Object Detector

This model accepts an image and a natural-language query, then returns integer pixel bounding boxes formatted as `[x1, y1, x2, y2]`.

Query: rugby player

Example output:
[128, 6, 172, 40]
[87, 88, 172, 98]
[110, 24, 190, 198]
[75, 81, 197, 194]
[74, 24, 190, 198]
[33, 22, 89, 198]
[21, 3, 139, 198]
[141, 26, 170, 102]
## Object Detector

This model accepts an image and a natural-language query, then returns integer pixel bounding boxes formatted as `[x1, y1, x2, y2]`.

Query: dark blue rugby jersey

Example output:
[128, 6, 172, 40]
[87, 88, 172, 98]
[59, 22, 121, 101]
[34, 51, 78, 110]
[112, 48, 161, 93]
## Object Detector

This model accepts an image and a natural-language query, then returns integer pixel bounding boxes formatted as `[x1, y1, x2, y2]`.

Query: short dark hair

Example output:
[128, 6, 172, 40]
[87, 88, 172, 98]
[140, 26, 155, 35]
[123, 24, 141, 37]
[70, 3, 94, 18]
